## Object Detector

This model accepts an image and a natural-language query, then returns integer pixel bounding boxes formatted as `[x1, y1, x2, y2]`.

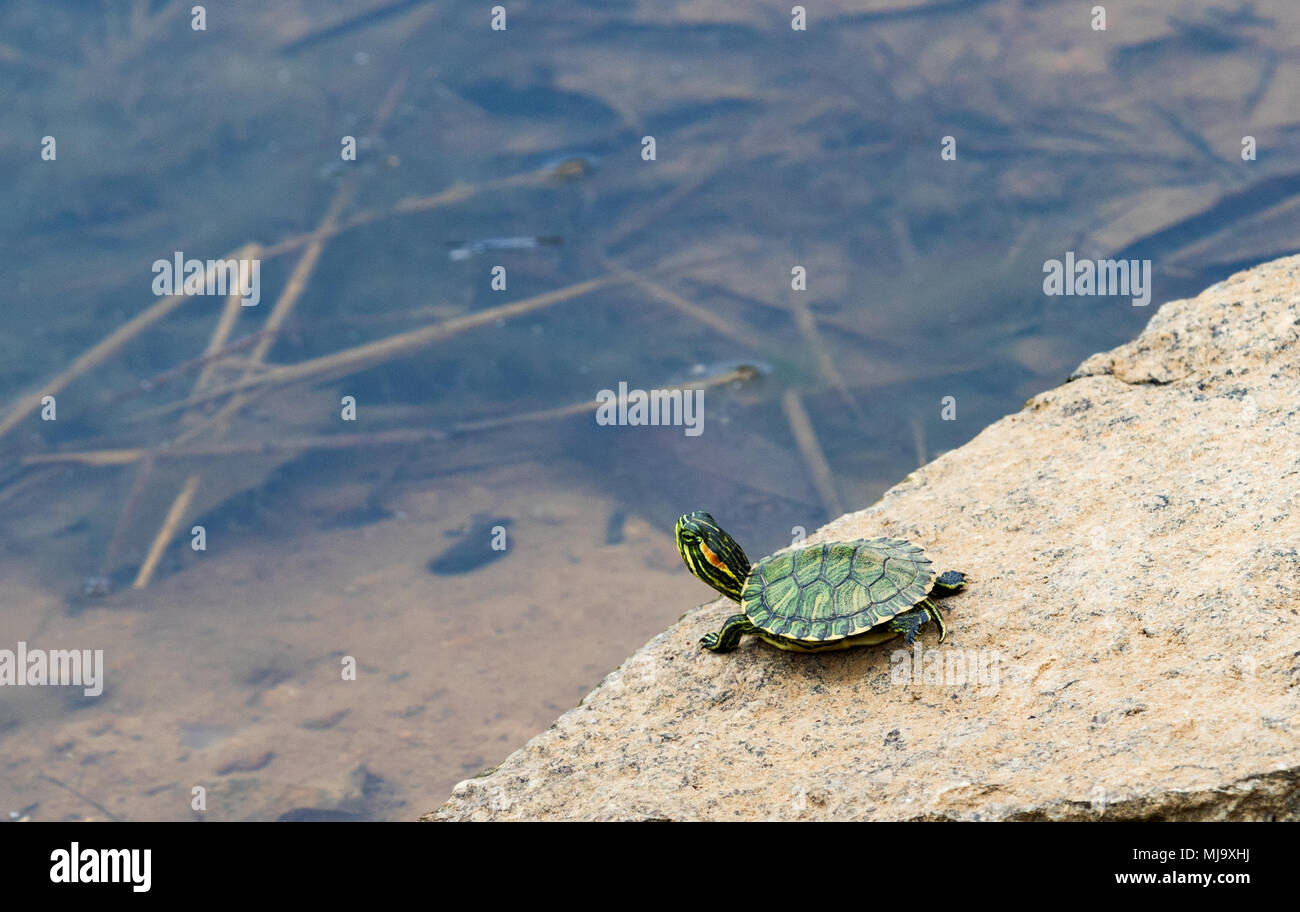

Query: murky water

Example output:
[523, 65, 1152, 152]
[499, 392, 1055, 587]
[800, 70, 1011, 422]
[2, 1, 1298, 820]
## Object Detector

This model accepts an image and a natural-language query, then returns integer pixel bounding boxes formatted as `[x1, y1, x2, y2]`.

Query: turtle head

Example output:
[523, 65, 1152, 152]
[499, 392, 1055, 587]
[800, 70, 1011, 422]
[675, 511, 752, 602]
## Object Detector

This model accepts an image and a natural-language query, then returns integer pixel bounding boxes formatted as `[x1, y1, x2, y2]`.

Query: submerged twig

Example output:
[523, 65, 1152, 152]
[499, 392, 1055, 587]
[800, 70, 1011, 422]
[0, 465, 63, 507]
[186, 183, 362, 443]
[788, 297, 866, 423]
[28, 367, 762, 467]
[0, 255, 241, 444]
[597, 254, 768, 353]
[133, 274, 627, 421]
[40, 775, 124, 822]
[110, 331, 269, 403]
[132, 472, 200, 590]
[2, 159, 574, 446]
[258, 166, 565, 260]
[781, 389, 844, 518]
[278, 0, 429, 55]
[129, 246, 261, 589]
[99, 452, 155, 581]
[130, 75, 409, 589]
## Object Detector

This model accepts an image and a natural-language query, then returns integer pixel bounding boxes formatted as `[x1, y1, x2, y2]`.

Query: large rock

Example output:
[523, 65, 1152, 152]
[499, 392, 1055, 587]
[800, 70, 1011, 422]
[427, 256, 1300, 821]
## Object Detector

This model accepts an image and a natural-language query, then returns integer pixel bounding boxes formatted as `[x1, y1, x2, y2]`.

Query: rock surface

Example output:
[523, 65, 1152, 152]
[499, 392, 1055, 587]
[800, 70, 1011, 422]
[427, 256, 1300, 821]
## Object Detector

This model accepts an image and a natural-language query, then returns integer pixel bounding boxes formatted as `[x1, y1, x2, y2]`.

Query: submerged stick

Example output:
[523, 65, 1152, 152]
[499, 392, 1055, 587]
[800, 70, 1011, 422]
[111, 331, 268, 403]
[258, 167, 562, 260]
[26, 449, 179, 467]
[0, 254, 242, 444]
[278, 0, 427, 55]
[29, 367, 762, 466]
[788, 298, 866, 423]
[100, 452, 156, 579]
[131, 69, 408, 589]
[24, 432, 447, 465]
[781, 389, 844, 518]
[5, 150, 569, 445]
[135, 274, 626, 420]
[39, 775, 124, 822]
[452, 364, 761, 434]
[597, 255, 768, 353]
[602, 153, 726, 252]
[183, 186, 361, 444]
[195, 248, 260, 391]
[130, 246, 261, 589]
[194, 73, 409, 437]
[132, 472, 200, 589]
[0, 465, 62, 506]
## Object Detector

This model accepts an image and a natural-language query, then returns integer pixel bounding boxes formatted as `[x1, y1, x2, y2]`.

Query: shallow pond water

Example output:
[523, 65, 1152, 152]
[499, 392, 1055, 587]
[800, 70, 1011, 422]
[1, 0, 1298, 819]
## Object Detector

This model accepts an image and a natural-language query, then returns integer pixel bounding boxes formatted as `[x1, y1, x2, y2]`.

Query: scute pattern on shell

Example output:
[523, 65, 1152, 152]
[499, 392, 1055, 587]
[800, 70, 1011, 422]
[741, 538, 935, 642]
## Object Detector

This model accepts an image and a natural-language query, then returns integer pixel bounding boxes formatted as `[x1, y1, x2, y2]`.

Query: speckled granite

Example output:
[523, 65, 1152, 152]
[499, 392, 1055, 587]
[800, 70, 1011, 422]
[427, 255, 1300, 821]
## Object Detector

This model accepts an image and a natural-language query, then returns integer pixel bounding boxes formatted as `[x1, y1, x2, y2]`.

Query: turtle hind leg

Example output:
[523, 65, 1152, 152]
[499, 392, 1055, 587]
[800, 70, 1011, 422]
[700, 614, 757, 652]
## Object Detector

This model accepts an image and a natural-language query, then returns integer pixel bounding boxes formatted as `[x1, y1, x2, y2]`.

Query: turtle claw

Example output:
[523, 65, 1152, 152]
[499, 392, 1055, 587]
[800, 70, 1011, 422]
[889, 608, 926, 646]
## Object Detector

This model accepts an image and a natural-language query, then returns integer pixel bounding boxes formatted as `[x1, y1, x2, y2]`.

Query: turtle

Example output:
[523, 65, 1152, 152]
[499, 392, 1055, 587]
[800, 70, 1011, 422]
[674, 511, 967, 653]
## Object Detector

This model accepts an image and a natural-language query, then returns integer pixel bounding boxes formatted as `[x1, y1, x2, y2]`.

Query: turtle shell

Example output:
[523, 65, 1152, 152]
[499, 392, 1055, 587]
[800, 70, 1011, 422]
[740, 538, 935, 642]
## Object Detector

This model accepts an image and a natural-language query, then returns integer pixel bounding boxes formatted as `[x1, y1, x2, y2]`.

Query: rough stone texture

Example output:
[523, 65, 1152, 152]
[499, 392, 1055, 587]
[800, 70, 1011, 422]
[427, 255, 1300, 821]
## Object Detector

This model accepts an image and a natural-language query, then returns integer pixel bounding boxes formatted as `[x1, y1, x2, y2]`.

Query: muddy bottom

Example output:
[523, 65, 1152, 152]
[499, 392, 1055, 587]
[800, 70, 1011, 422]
[0, 461, 703, 820]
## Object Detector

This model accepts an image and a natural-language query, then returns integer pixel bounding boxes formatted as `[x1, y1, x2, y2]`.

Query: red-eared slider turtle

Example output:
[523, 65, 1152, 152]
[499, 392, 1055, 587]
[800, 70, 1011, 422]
[675, 511, 966, 653]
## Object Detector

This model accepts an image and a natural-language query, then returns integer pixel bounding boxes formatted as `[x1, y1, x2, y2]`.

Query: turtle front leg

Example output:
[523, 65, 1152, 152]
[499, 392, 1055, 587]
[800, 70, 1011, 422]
[886, 608, 927, 645]
[887, 600, 947, 645]
[700, 614, 757, 652]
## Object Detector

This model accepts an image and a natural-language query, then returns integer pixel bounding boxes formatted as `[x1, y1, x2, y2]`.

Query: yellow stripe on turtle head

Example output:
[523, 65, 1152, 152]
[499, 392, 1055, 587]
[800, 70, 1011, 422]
[675, 510, 751, 602]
